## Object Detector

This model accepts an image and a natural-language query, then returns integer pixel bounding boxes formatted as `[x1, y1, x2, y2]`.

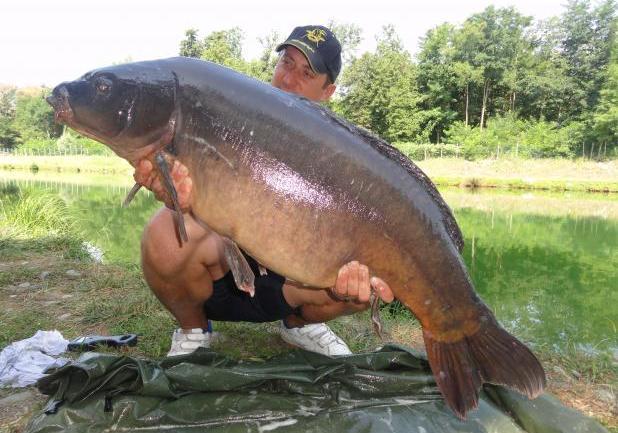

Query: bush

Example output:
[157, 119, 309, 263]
[444, 116, 580, 159]
[18, 138, 57, 153]
[12, 131, 113, 155]
[518, 120, 572, 158]
[0, 116, 20, 148]
[56, 131, 113, 155]
[394, 142, 461, 160]
[0, 191, 76, 237]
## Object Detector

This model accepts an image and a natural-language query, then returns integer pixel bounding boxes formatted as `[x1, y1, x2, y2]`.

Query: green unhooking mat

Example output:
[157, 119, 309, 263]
[25, 344, 607, 433]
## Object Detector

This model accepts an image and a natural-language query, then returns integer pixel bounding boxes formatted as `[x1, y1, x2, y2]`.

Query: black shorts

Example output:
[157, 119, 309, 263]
[203, 253, 300, 323]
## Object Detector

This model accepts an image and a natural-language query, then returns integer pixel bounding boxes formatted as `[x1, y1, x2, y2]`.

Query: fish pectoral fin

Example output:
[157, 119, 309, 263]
[222, 237, 255, 297]
[122, 183, 142, 207]
[153, 151, 188, 244]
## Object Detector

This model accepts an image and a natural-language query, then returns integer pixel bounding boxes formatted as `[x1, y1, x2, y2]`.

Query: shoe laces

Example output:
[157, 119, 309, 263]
[299, 324, 343, 347]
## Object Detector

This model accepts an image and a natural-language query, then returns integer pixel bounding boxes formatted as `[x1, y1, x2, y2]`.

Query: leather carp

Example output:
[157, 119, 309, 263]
[47, 57, 545, 418]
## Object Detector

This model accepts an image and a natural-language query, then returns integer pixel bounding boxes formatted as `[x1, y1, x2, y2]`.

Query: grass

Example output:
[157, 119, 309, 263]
[417, 157, 618, 193]
[0, 190, 616, 432]
[1, 154, 132, 176]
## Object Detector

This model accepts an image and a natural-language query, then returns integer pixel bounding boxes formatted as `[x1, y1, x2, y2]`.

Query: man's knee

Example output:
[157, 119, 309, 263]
[141, 208, 211, 279]
[142, 209, 182, 276]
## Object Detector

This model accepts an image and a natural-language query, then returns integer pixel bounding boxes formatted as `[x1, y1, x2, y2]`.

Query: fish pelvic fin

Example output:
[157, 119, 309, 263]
[423, 311, 546, 420]
[221, 237, 256, 297]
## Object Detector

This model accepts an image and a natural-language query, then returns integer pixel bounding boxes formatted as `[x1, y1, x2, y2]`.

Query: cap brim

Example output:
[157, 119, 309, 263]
[275, 41, 327, 77]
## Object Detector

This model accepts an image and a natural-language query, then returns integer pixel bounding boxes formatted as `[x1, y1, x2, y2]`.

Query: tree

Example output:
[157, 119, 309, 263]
[560, 0, 617, 117]
[245, 30, 281, 82]
[451, 20, 487, 128]
[0, 116, 20, 148]
[517, 17, 573, 122]
[593, 38, 618, 156]
[416, 23, 460, 141]
[13, 88, 62, 142]
[417, 9, 532, 138]
[464, 7, 533, 129]
[178, 27, 249, 72]
[338, 26, 426, 142]
[327, 21, 363, 67]
[179, 29, 203, 58]
[0, 85, 17, 118]
[201, 27, 246, 70]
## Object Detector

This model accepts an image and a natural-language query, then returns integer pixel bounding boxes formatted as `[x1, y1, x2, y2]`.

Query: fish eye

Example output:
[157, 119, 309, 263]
[95, 77, 112, 95]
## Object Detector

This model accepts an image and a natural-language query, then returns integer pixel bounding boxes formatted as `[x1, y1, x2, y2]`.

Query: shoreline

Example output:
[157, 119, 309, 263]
[2, 154, 617, 193]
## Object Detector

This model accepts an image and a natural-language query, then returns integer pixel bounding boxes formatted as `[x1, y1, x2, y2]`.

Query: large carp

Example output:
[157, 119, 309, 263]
[47, 57, 545, 418]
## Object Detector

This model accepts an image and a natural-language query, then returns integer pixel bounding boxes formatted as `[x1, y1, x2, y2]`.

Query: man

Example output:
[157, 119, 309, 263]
[134, 25, 394, 357]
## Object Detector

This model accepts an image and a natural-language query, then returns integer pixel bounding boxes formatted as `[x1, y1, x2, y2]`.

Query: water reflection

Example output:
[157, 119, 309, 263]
[1, 175, 616, 355]
[1, 175, 161, 264]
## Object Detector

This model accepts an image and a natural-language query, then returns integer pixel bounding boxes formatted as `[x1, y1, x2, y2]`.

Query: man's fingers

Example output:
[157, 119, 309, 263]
[358, 264, 370, 303]
[335, 264, 349, 297]
[177, 177, 193, 211]
[133, 159, 153, 186]
[370, 277, 395, 303]
[171, 161, 189, 183]
[346, 261, 359, 300]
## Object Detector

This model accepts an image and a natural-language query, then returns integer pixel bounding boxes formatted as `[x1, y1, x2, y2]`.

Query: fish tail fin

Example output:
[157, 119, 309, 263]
[423, 312, 546, 419]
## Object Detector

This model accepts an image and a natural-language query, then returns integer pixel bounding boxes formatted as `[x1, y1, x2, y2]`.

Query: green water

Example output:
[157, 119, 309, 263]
[1, 176, 616, 357]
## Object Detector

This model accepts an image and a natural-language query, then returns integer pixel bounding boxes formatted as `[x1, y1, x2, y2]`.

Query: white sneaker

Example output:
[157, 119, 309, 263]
[167, 328, 211, 357]
[279, 322, 352, 356]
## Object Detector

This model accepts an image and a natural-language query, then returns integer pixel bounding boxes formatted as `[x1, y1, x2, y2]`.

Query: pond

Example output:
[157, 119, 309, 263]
[1, 171, 616, 358]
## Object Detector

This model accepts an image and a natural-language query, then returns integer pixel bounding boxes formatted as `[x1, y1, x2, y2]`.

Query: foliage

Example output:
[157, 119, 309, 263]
[415, 0, 616, 154]
[6, 5, 617, 159]
[559, 0, 617, 118]
[55, 130, 114, 155]
[0, 85, 17, 118]
[178, 27, 279, 82]
[337, 26, 427, 142]
[592, 37, 618, 155]
[327, 21, 363, 67]
[13, 88, 62, 142]
[179, 28, 202, 58]
[244, 30, 281, 82]
[394, 142, 462, 159]
[444, 115, 584, 159]
[0, 116, 20, 148]
[0, 190, 76, 238]
[201, 27, 245, 70]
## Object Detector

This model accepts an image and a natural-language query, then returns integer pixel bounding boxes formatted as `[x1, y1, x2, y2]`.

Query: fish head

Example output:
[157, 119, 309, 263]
[47, 61, 177, 162]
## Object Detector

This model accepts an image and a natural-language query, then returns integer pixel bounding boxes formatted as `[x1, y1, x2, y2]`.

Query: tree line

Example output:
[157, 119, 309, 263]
[1, 0, 615, 160]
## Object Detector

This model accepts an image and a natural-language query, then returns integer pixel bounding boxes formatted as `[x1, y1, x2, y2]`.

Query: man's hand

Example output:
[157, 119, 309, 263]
[332, 261, 395, 304]
[133, 159, 193, 212]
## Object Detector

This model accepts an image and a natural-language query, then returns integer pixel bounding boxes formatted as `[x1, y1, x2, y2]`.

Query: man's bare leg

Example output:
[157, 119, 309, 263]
[282, 284, 368, 327]
[140, 208, 388, 356]
[141, 208, 225, 329]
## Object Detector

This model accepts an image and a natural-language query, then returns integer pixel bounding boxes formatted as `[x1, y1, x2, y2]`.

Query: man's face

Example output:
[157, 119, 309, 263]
[271, 46, 336, 102]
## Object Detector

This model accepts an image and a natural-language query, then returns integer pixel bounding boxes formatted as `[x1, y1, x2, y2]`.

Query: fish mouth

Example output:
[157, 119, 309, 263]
[46, 85, 75, 125]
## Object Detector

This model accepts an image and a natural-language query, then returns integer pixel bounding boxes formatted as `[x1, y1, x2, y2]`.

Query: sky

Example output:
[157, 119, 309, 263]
[1, 0, 568, 88]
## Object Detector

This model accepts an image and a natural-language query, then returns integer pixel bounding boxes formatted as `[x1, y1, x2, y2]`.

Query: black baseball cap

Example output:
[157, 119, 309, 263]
[275, 25, 342, 83]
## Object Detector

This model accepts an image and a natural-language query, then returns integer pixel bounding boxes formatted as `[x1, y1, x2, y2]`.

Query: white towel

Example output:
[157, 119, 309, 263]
[0, 330, 70, 387]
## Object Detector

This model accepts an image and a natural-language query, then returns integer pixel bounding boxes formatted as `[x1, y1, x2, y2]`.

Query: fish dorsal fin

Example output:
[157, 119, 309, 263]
[304, 100, 465, 253]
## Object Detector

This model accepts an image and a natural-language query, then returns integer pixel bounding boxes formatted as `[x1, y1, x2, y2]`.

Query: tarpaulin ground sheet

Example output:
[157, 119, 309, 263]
[25, 344, 607, 433]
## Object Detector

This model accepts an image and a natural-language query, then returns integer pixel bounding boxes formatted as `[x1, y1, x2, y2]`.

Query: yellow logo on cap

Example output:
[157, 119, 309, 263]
[305, 28, 327, 45]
